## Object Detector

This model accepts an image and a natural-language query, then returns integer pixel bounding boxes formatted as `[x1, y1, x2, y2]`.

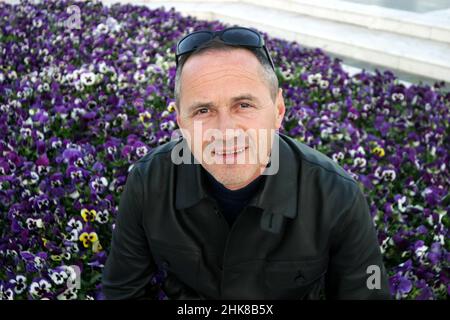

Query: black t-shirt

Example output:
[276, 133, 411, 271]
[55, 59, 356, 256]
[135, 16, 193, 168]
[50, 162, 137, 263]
[202, 168, 266, 227]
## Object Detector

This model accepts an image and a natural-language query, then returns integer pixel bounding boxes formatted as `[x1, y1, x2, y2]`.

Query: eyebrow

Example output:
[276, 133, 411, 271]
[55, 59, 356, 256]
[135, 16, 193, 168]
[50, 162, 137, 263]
[186, 93, 260, 114]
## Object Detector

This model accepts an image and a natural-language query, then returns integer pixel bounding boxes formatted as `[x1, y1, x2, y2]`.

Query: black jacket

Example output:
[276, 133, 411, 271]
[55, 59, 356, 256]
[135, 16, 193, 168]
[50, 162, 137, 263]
[102, 133, 391, 299]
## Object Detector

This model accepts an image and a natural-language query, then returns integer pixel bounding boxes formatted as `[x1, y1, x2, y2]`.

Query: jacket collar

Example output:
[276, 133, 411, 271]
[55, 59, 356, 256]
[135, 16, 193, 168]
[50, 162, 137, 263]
[175, 133, 299, 222]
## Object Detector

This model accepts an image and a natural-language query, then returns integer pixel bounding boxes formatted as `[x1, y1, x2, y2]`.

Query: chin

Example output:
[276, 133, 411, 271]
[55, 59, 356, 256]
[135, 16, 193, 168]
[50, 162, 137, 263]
[208, 164, 259, 187]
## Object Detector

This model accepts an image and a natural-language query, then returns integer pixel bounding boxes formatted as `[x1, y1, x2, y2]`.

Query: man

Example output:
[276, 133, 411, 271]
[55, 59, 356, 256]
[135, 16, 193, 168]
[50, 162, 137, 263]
[102, 27, 391, 299]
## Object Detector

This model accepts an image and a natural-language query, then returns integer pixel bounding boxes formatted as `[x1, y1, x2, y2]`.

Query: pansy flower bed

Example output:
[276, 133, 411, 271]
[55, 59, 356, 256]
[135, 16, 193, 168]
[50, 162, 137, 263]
[0, 0, 448, 300]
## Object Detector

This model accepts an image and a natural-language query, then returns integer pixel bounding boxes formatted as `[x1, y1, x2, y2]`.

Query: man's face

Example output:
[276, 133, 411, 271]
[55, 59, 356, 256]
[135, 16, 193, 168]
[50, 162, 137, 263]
[176, 48, 285, 190]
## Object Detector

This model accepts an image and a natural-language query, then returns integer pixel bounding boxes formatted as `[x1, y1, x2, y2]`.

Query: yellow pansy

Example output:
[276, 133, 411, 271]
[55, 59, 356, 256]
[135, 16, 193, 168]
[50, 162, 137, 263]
[79, 232, 98, 248]
[167, 102, 176, 113]
[51, 254, 63, 261]
[92, 241, 103, 253]
[81, 208, 97, 222]
[138, 111, 152, 123]
[372, 146, 385, 157]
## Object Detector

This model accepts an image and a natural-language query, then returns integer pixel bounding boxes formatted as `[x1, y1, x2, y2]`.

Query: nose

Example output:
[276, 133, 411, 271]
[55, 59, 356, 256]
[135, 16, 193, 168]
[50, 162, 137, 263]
[207, 109, 246, 149]
[216, 111, 247, 148]
[216, 109, 237, 135]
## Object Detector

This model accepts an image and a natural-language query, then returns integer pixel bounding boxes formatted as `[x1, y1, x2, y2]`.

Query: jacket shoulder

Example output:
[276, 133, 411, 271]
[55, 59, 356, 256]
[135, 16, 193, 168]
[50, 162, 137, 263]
[280, 134, 366, 227]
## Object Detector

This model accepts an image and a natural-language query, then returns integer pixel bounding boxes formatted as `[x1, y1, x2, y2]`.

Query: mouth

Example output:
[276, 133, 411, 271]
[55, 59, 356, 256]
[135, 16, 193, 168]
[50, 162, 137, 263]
[211, 146, 250, 163]
[214, 146, 248, 156]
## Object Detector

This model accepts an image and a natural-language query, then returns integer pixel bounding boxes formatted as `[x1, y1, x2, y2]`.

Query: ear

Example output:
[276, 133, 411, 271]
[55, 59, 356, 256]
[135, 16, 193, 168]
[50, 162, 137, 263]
[275, 88, 286, 129]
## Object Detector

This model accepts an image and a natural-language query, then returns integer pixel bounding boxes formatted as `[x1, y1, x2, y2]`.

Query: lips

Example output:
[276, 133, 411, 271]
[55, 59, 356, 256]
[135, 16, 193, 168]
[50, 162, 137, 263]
[214, 146, 247, 156]
[213, 147, 248, 157]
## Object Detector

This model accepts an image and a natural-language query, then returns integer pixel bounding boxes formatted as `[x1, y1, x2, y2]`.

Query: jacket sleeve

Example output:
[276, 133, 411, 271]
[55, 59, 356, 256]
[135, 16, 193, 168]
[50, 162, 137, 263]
[102, 165, 158, 299]
[325, 183, 392, 299]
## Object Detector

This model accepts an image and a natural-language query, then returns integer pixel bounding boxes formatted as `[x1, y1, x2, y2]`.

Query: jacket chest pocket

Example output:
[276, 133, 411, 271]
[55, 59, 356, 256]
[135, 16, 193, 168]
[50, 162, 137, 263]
[264, 257, 327, 299]
[149, 238, 201, 296]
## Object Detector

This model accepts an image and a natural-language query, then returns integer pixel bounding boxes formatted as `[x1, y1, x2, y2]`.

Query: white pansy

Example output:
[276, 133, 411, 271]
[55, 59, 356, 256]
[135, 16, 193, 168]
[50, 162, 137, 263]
[57, 288, 78, 300]
[10, 275, 27, 294]
[307, 73, 322, 85]
[332, 152, 344, 162]
[319, 79, 329, 89]
[397, 196, 407, 213]
[80, 72, 96, 86]
[98, 61, 108, 74]
[0, 285, 13, 300]
[106, 17, 121, 32]
[382, 169, 396, 182]
[95, 210, 110, 224]
[49, 271, 66, 285]
[69, 229, 79, 242]
[354, 157, 367, 168]
[94, 23, 109, 35]
[68, 218, 83, 231]
[415, 245, 428, 258]
[29, 279, 51, 297]
[160, 110, 169, 118]
[133, 71, 147, 83]
[35, 218, 43, 228]
[68, 190, 80, 199]
[136, 146, 148, 158]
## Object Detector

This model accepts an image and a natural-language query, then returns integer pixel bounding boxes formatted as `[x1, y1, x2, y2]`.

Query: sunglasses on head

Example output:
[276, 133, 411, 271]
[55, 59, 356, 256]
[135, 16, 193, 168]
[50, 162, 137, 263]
[175, 27, 275, 71]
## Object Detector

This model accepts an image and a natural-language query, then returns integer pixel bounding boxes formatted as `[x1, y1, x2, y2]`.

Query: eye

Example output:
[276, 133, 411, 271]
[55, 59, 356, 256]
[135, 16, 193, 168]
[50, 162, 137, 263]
[194, 107, 209, 116]
[239, 103, 252, 109]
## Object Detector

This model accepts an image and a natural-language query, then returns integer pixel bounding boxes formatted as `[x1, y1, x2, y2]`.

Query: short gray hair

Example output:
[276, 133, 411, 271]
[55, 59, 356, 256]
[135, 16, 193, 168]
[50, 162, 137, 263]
[174, 38, 279, 111]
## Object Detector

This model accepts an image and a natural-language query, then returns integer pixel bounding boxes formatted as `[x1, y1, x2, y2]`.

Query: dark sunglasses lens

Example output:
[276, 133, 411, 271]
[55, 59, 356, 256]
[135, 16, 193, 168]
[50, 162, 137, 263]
[178, 32, 213, 54]
[222, 29, 261, 46]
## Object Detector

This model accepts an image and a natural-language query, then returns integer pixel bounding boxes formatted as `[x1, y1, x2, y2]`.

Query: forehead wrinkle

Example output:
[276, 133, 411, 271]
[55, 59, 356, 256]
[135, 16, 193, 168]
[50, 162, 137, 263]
[189, 74, 259, 93]
[183, 63, 260, 86]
